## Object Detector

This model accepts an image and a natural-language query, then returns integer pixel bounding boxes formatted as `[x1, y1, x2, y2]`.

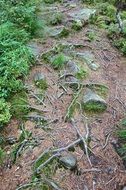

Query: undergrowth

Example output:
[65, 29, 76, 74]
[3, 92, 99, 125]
[86, 0, 126, 55]
[0, 0, 43, 164]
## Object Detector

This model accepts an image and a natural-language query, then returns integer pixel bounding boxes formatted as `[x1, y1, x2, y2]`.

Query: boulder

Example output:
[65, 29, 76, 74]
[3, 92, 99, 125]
[82, 89, 107, 112]
[48, 26, 69, 38]
[68, 8, 96, 24]
[59, 154, 77, 170]
[76, 51, 100, 71]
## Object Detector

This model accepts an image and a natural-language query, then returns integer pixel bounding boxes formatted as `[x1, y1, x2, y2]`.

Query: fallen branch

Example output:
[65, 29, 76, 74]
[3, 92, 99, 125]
[71, 118, 92, 167]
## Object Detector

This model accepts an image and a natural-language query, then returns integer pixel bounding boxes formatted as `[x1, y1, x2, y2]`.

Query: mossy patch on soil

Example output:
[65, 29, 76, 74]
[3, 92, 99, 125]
[10, 91, 29, 119]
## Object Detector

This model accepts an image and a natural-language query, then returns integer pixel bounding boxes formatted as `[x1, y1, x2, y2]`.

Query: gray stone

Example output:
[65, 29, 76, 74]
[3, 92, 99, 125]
[34, 72, 45, 82]
[68, 8, 96, 24]
[27, 42, 42, 57]
[82, 89, 107, 112]
[48, 26, 69, 38]
[66, 60, 79, 74]
[65, 76, 79, 89]
[122, 187, 126, 190]
[76, 51, 100, 71]
[6, 137, 17, 145]
[59, 154, 77, 169]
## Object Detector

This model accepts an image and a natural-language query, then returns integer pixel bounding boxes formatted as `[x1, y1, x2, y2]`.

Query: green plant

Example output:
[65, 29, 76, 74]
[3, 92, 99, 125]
[86, 31, 96, 41]
[51, 53, 68, 69]
[49, 13, 63, 25]
[0, 99, 11, 127]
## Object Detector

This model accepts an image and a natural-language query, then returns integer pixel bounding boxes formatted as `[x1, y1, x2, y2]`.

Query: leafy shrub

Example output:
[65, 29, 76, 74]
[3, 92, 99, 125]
[0, 99, 11, 127]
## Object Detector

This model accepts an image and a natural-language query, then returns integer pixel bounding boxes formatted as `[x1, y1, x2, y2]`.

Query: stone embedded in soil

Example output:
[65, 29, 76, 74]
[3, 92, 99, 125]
[6, 137, 17, 145]
[48, 26, 69, 38]
[82, 89, 107, 112]
[68, 8, 96, 24]
[34, 72, 47, 89]
[34, 72, 45, 82]
[27, 42, 42, 57]
[66, 60, 79, 74]
[65, 76, 79, 89]
[76, 51, 100, 71]
[59, 154, 77, 170]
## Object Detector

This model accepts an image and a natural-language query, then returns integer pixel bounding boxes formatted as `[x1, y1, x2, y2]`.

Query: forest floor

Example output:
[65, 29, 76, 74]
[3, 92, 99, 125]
[1, 1, 126, 190]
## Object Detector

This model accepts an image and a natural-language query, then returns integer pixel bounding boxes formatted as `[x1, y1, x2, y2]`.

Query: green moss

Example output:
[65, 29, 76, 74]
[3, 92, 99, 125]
[76, 67, 88, 79]
[89, 85, 108, 97]
[35, 79, 48, 90]
[82, 102, 107, 112]
[10, 91, 29, 119]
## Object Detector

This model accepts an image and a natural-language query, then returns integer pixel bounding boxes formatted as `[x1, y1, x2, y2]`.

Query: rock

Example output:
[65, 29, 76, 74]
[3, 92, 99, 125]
[65, 76, 79, 89]
[82, 89, 107, 112]
[66, 60, 79, 74]
[34, 72, 45, 82]
[68, 8, 96, 24]
[34, 72, 48, 90]
[6, 137, 17, 145]
[59, 154, 77, 169]
[122, 187, 126, 190]
[27, 42, 42, 57]
[48, 26, 69, 38]
[76, 51, 100, 71]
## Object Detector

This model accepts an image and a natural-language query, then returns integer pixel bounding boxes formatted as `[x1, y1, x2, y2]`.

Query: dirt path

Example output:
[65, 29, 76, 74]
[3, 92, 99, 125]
[1, 1, 126, 190]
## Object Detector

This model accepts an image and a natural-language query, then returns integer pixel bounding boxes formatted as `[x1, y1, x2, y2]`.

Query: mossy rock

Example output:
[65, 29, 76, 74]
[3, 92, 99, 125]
[72, 19, 83, 31]
[34, 73, 48, 90]
[82, 90, 107, 112]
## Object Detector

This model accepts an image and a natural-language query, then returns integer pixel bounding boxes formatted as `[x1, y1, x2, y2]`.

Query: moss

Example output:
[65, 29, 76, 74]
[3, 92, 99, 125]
[10, 91, 29, 119]
[35, 79, 48, 90]
[89, 85, 108, 97]
[76, 67, 88, 79]
[82, 101, 107, 112]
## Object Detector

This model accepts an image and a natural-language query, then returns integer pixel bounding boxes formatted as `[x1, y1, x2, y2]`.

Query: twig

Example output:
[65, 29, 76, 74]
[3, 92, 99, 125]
[36, 153, 60, 174]
[102, 133, 111, 150]
[81, 168, 101, 174]
[71, 119, 92, 167]
[29, 91, 46, 106]
[59, 73, 75, 80]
